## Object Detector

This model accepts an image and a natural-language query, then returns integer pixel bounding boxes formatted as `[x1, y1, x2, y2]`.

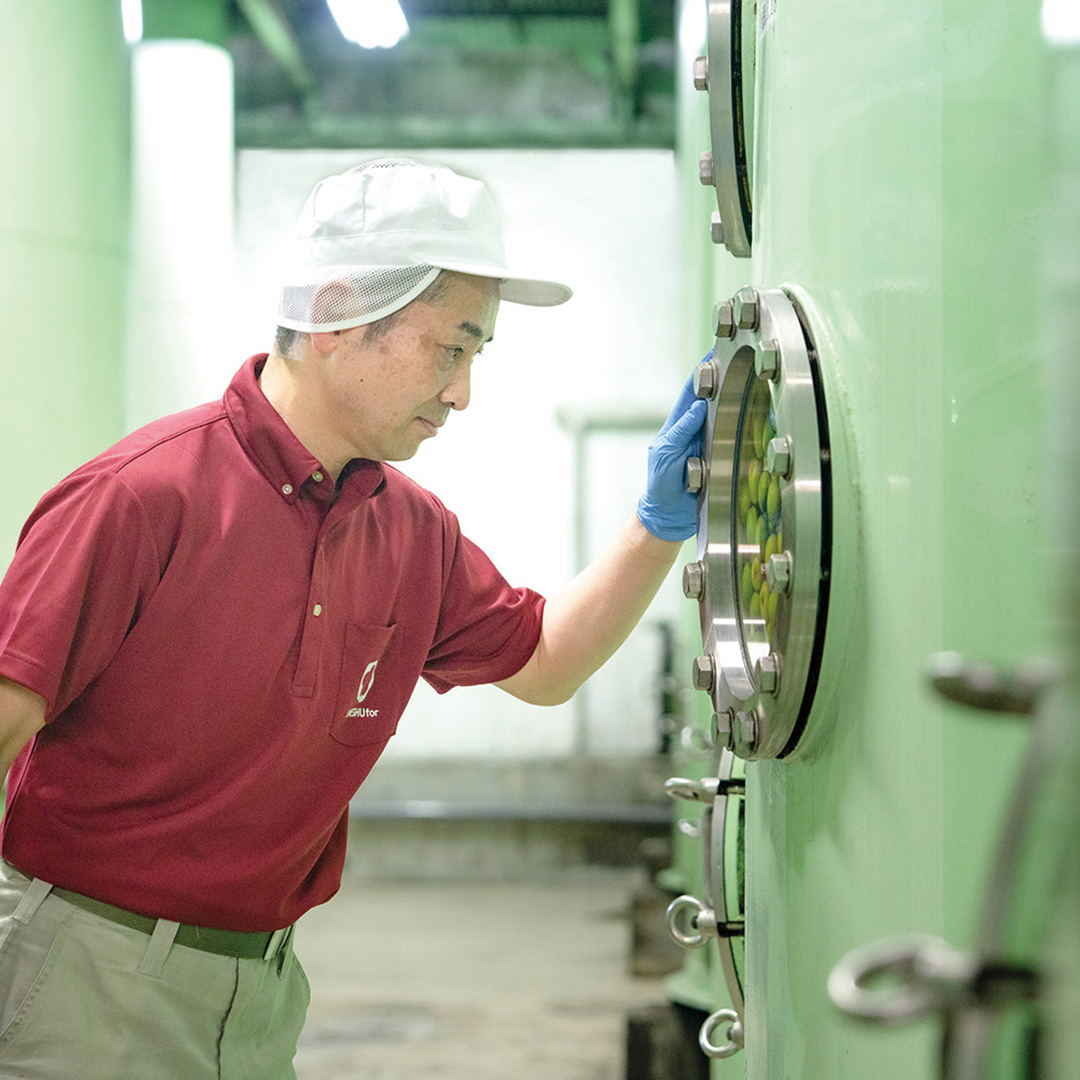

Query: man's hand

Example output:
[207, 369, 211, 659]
[636, 361, 709, 542]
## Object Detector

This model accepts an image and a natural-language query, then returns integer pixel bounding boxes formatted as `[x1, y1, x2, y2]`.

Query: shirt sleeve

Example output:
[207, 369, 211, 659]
[0, 470, 162, 719]
[421, 515, 545, 694]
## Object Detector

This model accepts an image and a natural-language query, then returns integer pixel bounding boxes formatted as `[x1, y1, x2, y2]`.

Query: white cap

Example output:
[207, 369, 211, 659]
[277, 158, 572, 332]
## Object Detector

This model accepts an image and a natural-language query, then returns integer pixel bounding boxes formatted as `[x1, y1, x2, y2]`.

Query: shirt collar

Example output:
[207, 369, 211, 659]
[223, 355, 386, 504]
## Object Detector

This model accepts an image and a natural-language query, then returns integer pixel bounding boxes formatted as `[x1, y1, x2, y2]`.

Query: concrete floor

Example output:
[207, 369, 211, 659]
[292, 869, 668, 1080]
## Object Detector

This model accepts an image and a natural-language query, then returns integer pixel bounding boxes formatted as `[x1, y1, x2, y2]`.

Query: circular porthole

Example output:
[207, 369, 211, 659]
[684, 287, 831, 759]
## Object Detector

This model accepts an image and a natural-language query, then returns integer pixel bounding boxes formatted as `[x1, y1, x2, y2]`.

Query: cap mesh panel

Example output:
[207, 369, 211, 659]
[278, 264, 438, 331]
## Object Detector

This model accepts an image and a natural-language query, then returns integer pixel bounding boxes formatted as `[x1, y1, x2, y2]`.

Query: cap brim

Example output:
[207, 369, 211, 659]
[430, 258, 572, 306]
[499, 276, 573, 307]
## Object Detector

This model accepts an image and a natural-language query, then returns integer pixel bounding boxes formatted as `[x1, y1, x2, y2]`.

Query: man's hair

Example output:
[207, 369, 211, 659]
[274, 271, 456, 359]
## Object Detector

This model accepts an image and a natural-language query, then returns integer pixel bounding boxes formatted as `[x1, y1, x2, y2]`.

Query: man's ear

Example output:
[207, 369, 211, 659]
[309, 330, 341, 354]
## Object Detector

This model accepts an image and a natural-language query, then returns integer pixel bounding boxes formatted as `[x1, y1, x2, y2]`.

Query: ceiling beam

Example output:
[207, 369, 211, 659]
[233, 0, 318, 101]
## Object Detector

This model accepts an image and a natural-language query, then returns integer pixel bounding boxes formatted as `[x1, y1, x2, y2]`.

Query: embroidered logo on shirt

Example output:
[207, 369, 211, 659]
[345, 661, 380, 719]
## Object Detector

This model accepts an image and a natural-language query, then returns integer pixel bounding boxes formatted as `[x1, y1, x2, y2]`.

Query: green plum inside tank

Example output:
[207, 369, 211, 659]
[739, 478, 751, 523]
[754, 514, 767, 550]
[747, 457, 761, 503]
[758, 469, 772, 510]
[764, 532, 779, 565]
[767, 476, 780, 519]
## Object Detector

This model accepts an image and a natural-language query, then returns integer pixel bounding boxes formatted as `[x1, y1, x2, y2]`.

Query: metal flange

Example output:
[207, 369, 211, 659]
[684, 287, 831, 760]
[693, 0, 755, 256]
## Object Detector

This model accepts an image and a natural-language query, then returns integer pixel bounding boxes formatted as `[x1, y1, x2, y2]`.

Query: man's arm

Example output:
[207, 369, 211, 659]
[498, 365, 708, 707]
[497, 513, 682, 705]
[0, 678, 46, 781]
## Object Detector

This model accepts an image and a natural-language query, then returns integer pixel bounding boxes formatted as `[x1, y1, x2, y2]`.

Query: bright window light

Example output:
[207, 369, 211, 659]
[1043, 0, 1080, 45]
[121, 0, 143, 44]
[328, 0, 409, 49]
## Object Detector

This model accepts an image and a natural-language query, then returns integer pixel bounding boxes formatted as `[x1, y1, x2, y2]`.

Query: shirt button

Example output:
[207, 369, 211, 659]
[282, 483, 293, 496]
[313, 604, 323, 617]
[312, 471, 324, 483]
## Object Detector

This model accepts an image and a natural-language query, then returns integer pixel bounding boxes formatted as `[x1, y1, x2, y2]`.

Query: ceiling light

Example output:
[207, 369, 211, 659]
[327, 0, 410, 50]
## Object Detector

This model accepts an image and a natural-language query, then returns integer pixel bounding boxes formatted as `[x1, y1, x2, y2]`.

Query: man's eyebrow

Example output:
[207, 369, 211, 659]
[459, 321, 494, 343]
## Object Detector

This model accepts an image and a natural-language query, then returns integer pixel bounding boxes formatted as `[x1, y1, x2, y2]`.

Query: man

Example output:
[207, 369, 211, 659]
[0, 158, 705, 1077]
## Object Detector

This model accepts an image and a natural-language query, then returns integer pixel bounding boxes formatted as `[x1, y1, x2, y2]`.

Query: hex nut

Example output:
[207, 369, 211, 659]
[699, 151, 715, 187]
[713, 300, 736, 340]
[755, 653, 781, 694]
[691, 654, 716, 693]
[733, 287, 760, 330]
[766, 435, 792, 477]
[735, 710, 758, 751]
[683, 560, 706, 600]
[711, 709, 735, 749]
[693, 358, 718, 399]
[685, 456, 704, 494]
[710, 211, 725, 246]
[755, 339, 781, 380]
[693, 55, 708, 91]
[765, 552, 792, 593]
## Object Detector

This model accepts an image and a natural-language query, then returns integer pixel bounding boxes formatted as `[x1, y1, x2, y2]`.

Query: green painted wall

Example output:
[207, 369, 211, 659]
[0, 1, 131, 562]
[142, 0, 227, 44]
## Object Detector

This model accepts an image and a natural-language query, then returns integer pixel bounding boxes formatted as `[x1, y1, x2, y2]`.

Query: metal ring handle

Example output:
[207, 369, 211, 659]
[699, 1008, 744, 1058]
[665, 894, 714, 949]
[827, 935, 960, 1024]
[663, 776, 720, 803]
[677, 817, 702, 839]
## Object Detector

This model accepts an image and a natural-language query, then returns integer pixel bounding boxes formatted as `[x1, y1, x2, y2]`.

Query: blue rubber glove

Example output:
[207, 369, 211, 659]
[637, 361, 710, 542]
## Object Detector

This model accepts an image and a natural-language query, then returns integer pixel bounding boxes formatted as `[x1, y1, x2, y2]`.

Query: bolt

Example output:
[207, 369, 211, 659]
[711, 709, 735, 749]
[766, 434, 792, 477]
[735, 710, 758, 752]
[733, 287, 760, 330]
[683, 560, 706, 600]
[766, 551, 792, 593]
[712, 300, 736, 340]
[693, 55, 708, 91]
[755, 338, 781, 380]
[693, 358, 718, 399]
[710, 211, 725, 246]
[699, 151, 715, 187]
[685, 456, 704, 494]
[755, 653, 781, 694]
[691, 654, 716, 693]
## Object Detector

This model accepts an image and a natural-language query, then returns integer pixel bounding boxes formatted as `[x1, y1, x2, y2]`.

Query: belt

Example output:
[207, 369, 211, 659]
[52, 886, 292, 961]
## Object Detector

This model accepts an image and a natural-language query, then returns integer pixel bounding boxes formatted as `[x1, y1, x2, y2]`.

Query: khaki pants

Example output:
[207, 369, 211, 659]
[0, 861, 310, 1079]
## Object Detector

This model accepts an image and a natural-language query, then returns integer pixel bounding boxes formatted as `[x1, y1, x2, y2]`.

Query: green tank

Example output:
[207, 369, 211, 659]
[662, 0, 1071, 1076]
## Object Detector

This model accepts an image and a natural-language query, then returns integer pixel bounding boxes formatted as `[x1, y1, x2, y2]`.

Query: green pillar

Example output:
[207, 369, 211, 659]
[0, 1, 131, 560]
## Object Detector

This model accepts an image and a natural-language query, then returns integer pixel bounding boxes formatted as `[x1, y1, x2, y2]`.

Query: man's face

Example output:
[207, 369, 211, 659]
[324, 272, 500, 463]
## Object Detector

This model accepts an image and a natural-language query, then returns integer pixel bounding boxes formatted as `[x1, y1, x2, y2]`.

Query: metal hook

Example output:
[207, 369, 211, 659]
[699, 1008, 745, 1059]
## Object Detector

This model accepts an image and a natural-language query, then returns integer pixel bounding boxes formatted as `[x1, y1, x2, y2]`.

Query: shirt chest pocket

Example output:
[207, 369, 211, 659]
[330, 622, 408, 747]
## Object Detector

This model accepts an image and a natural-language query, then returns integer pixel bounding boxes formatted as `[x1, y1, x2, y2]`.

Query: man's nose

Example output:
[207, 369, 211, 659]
[440, 361, 471, 411]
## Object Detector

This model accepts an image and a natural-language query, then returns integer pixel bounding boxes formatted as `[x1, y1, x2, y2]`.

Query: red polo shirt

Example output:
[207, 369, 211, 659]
[0, 356, 544, 930]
